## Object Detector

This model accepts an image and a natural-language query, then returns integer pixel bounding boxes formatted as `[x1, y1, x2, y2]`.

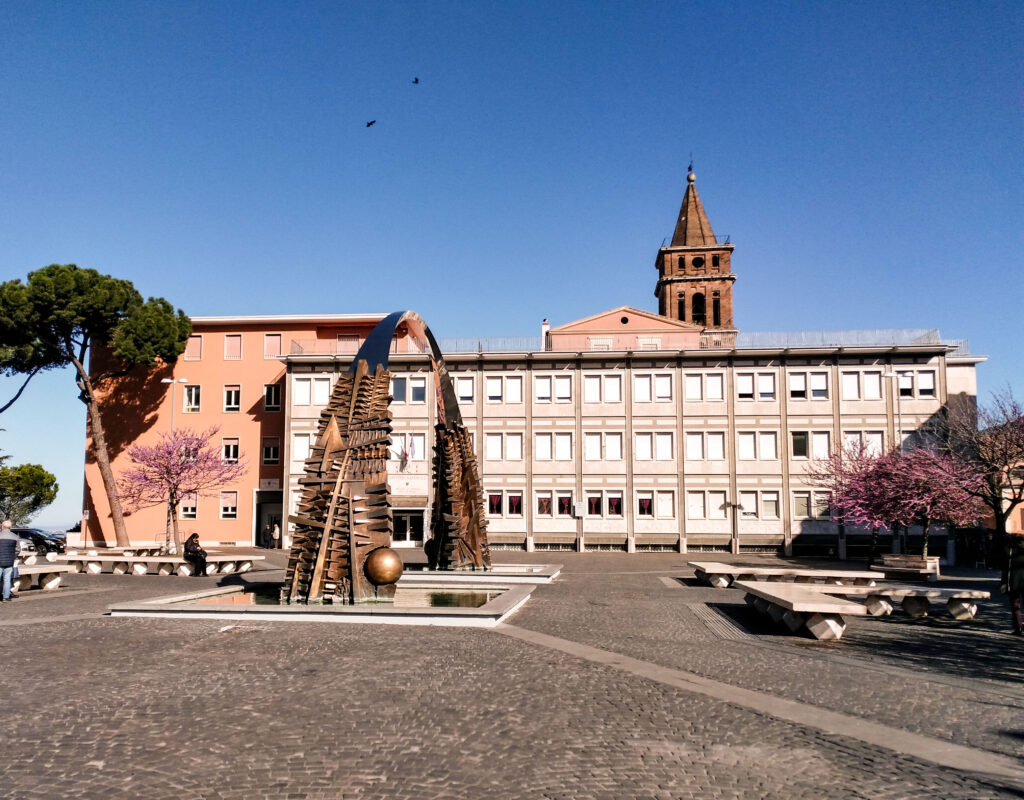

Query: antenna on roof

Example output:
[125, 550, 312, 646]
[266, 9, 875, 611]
[688, 152, 693, 174]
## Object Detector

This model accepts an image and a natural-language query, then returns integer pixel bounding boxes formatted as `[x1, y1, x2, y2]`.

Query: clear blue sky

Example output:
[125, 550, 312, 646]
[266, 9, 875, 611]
[1, 1, 1021, 528]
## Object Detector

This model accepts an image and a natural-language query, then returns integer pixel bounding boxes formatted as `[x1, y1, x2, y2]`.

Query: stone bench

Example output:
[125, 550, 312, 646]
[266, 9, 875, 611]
[11, 564, 72, 592]
[870, 554, 941, 581]
[688, 561, 877, 589]
[58, 554, 263, 577]
[802, 583, 990, 620]
[734, 580, 868, 640]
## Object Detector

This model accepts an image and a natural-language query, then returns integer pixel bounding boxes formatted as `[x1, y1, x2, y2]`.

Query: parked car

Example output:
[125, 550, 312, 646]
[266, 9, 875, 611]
[13, 528, 66, 555]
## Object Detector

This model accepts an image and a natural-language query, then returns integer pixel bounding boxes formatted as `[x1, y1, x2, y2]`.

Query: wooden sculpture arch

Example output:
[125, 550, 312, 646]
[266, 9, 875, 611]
[281, 311, 491, 604]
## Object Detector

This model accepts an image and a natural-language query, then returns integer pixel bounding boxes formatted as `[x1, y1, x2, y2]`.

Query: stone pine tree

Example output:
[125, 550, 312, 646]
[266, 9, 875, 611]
[0, 265, 191, 546]
[118, 428, 247, 554]
[0, 452, 58, 525]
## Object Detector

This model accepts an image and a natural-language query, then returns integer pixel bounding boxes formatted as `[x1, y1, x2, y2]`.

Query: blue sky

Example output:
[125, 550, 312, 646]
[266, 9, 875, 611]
[1, 1, 1021, 528]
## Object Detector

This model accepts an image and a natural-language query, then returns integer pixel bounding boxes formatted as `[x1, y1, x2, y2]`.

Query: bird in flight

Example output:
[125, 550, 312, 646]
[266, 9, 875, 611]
[412, 77, 419, 84]
[366, 120, 376, 127]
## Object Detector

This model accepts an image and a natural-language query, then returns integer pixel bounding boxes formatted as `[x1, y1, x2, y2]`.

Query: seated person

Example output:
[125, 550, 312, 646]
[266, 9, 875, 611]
[183, 532, 208, 577]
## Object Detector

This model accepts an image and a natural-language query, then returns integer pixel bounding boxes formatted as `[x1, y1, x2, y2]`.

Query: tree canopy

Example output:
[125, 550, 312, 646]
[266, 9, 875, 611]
[0, 462, 58, 524]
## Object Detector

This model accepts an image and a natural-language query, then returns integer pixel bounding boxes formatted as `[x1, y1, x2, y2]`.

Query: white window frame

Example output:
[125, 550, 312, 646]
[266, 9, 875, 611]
[183, 385, 201, 413]
[219, 491, 238, 520]
[263, 383, 281, 412]
[223, 385, 241, 413]
[535, 376, 552, 403]
[262, 436, 280, 466]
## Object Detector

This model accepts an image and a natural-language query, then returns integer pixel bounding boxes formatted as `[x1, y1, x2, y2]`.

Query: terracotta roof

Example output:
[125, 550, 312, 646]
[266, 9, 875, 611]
[670, 172, 716, 247]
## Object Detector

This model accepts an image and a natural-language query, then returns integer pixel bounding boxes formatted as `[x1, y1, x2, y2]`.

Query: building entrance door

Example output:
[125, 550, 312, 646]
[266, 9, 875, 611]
[255, 491, 283, 548]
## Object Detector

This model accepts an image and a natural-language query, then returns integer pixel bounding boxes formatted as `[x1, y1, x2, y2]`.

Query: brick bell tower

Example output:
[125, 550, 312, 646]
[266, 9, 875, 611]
[654, 169, 737, 346]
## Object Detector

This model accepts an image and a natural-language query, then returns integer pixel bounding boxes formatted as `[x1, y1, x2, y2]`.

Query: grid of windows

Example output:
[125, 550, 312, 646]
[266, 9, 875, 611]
[737, 431, 779, 461]
[737, 490, 780, 519]
[484, 375, 523, 403]
[487, 490, 524, 517]
[842, 430, 884, 456]
[390, 432, 427, 462]
[793, 490, 832, 519]
[683, 372, 725, 402]
[791, 431, 831, 459]
[483, 432, 524, 460]
[634, 374, 673, 403]
[789, 371, 829, 400]
[685, 490, 729, 520]
[390, 376, 427, 404]
[684, 431, 726, 461]
[535, 375, 573, 403]
[840, 370, 884, 401]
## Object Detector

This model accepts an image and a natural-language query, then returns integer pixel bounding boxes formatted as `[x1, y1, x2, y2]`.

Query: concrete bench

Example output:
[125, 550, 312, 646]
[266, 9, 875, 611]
[734, 580, 868, 640]
[16, 551, 61, 566]
[871, 554, 941, 581]
[11, 564, 72, 592]
[689, 561, 877, 589]
[802, 583, 990, 620]
[58, 554, 263, 577]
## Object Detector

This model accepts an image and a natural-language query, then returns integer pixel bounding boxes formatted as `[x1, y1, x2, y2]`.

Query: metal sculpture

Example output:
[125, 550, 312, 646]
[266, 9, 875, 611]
[282, 311, 490, 605]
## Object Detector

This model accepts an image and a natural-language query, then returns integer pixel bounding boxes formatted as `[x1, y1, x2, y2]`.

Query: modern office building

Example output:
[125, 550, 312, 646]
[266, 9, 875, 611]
[81, 173, 984, 557]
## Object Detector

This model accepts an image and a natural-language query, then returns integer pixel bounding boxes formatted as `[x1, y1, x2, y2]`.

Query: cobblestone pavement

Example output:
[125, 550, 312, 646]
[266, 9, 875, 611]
[1, 550, 1022, 799]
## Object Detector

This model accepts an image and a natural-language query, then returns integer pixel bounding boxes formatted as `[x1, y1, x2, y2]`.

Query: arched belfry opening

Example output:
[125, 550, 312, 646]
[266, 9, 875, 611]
[282, 311, 491, 605]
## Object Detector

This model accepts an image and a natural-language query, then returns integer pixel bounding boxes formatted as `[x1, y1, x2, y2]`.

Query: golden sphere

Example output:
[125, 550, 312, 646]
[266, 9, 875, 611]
[364, 546, 403, 586]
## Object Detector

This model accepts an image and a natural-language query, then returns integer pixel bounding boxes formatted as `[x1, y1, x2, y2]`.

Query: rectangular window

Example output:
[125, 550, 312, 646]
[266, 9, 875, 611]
[605, 432, 623, 461]
[507, 492, 523, 517]
[863, 371, 883, 401]
[506, 433, 523, 461]
[637, 491, 654, 517]
[736, 373, 754, 400]
[814, 491, 832, 519]
[390, 377, 407, 403]
[407, 433, 426, 461]
[264, 383, 281, 412]
[584, 432, 602, 461]
[759, 431, 778, 461]
[634, 375, 652, 403]
[535, 376, 552, 402]
[264, 334, 282, 358]
[706, 373, 724, 401]
[224, 334, 242, 360]
[588, 336, 612, 351]
[554, 375, 572, 402]
[485, 433, 503, 460]
[554, 432, 572, 461]
[222, 437, 239, 463]
[655, 432, 673, 460]
[738, 432, 756, 460]
[607, 491, 623, 517]
[292, 433, 311, 463]
[262, 436, 280, 465]
[486, 376, 503, 402]
[604, 376, 621, 403]
[584, 375, 602, 403]
[312, 377, 331, 406]
[708, 491, 727, 520]
[637, 335, 661, 351]
[792, 431, 809, 458]
[294, 378, 311, 406]
[898, 372, 914, 397]
[844, 431, 862, 452]
[684, 432, 703, 460]
[636, 432, 654, 461]
[739, 491, 758, 518]
[506, 376, 523, 404]
[556, 493, 573, 516]
[488, 493, 503, 516]
[456, 376, 474, 403]
[918, 370, 936, 398]
[687, 491, 706, 519]
[655, 491, 675, 519]
[586, 492, 602, 516]
[535, 433, 552, 460]
[793, 491, 812, 518]
[810, 372, 828, 399]
[707, 431, 725, 460]
[762, 491, 780, 519]
[864, 431, 883, 456]
[812, 432, 831, 460]
[183, 385, 201, 413]
[654, 374, 672, 402]
[841, 372, 860, 400]
[536, 491, 553, 516]
[336, 335, 360, 354]
[223, 385, 240, 412]
[684, 374, 702, 401]
[180, 492, 197, 520]
[220, 491, 238, 520]
[757, 373, 776, 400]
[184, 335, 202, 361]
[789, 372, 807, 400]
[406, 376, 425, 404]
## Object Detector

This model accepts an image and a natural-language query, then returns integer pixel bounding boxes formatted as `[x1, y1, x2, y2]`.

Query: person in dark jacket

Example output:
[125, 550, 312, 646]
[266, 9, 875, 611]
[1001, 532, 1024, 636]
[0, 519, 21, 600]
[183, 532, 208, 577]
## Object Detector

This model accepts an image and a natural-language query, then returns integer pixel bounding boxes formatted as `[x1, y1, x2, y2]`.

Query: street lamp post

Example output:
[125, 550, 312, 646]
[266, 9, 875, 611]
[160, 378, 188, 552]
[882, 370, 906, 553]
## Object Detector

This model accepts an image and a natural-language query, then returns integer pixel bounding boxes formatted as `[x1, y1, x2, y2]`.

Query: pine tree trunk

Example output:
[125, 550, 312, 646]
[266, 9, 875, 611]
[73, 356, 130, 547]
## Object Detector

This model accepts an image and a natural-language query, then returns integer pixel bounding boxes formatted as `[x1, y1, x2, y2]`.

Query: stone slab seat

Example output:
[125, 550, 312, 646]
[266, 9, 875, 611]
[870, 554, 941, 581]
[56, 554, 263, 576]
[688, 561, 877, 589]
[11, 563, 72, 592]
[799, 583, 990, 620]
[734, 579, 868, 641]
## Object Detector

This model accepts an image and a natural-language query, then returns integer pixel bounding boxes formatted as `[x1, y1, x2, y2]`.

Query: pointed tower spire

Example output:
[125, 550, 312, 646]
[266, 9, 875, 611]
[670, 170, 717, 247]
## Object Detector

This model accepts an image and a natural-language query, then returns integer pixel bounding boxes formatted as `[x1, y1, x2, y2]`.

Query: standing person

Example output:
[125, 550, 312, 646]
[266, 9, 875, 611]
[0, 520, 21, 601]
[1002, 532, 1024, 636]
[183, 532, 208, 577]
[261, 523, 271, 549]
[271, 523, 281, 550]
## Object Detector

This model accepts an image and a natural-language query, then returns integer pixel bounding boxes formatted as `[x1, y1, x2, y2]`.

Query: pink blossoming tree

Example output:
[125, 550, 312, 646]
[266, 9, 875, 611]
[118, 427, 247, 553]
